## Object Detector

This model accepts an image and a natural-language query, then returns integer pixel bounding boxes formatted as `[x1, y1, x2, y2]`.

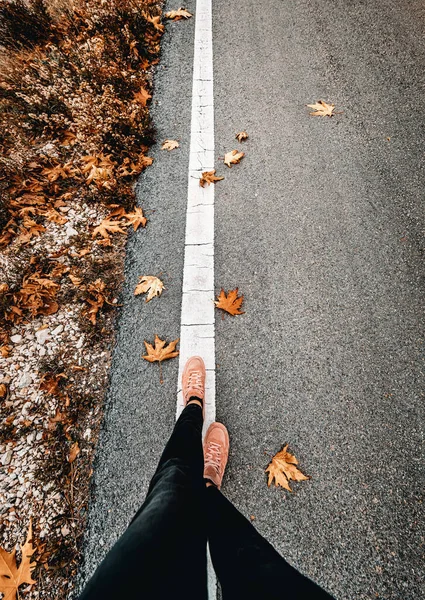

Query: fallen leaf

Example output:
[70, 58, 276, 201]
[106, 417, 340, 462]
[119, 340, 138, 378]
[68, 441, 80, 463]
[161, 140, 179, 151]
[165, 7, 192, 20]
[0, 521, 36, 600]
[123, 207, 147, 231]
[133, 87, 152, 106]
[236, 131, 248, 142]
[265, 444, 310, 492]
[68, 273, 83, 287]
[307, 100, 336, 117]
[142, 335, 179, 363]
[224, 149, 245, 168]
[215, 288, 244, 316]
[0, 383, 9, 400]
[199, 170, 224, 187]
[83, 279, 115, 324]
[144, 13, 165, 32]
[135, 275, 164, 302]
[42, 208, 68, 225]
[92, 219, 127, 240]
[40, 373, 67, 397]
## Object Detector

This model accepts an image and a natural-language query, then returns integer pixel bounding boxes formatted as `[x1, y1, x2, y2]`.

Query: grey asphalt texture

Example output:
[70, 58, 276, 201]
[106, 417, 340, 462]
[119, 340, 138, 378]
[77, 1, 425, 599]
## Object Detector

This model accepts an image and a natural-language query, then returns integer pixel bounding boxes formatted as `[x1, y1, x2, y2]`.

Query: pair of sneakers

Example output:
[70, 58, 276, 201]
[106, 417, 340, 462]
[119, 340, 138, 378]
[182, 356, 229, 489]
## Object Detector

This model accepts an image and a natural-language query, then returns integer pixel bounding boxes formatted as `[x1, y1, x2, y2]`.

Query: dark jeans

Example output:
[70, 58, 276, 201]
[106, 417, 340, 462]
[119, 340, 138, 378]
[80, 405, 335, 599]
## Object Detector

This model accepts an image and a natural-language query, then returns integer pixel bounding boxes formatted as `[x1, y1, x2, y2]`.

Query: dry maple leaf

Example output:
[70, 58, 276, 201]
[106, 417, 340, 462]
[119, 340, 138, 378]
[0, 521, 36, 600]
[199, 170, 224, 187]
[165, 7, 192, 20]
[236, 131, 249, 142]
[92, 219, 127, 240]
[83, 279, 116, 324]
[214, 288, 244, 316]
[142, 335, 179, 363]
[68, 441, 80, 464]
[42, 208, 68, 225]
[40, 372, 67, 396]
[307, 100, 336, 117]
[133, 87, 152, 106]
[135, 275, 164, 302]
[265, 444, 310, 492]
[161, 140, 179, 151]
[224, 150, 245, 168]
[123, 207, 147, 231]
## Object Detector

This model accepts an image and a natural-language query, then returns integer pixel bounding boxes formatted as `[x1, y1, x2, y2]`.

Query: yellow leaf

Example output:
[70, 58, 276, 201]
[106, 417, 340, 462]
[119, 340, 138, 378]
[307, 100, 336, 117]
[199, 170, 224, 187]
[224, 149, 245, 168]
[214, 288, 244, 316]
[161, 140, 179, 151]
[235, 131, 248, 142]
[135, 275, 164, 302]
[265, 445, 310, 492]
[165, 7, 193, 20]
[142, 335, 179, 363]
[0, 521, 36, 600]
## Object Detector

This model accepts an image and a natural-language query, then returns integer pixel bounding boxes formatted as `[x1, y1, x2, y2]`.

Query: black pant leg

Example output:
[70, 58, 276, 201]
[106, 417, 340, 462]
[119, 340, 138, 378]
[79, 404, 207, 600]
[206, 486, 335, 600]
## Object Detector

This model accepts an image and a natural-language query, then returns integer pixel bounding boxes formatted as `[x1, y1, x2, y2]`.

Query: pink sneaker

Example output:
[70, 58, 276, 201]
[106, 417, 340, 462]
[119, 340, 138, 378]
[181, 356, 206, 418]
[203, 423, 229, 489]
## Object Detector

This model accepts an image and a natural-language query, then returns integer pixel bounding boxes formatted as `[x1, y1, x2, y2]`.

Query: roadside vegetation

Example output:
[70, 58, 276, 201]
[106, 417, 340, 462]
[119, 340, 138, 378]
[0, 0, 163, 596]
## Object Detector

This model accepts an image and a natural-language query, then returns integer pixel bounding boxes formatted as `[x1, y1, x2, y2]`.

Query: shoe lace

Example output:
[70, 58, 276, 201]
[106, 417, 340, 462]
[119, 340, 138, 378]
[188, 370, 203, 393]
[205, 441, 221, 473]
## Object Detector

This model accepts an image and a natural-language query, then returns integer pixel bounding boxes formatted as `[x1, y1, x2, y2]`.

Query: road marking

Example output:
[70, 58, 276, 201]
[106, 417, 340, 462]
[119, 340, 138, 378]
[176, 0, 216, 595]
[177, 0, 215, 432]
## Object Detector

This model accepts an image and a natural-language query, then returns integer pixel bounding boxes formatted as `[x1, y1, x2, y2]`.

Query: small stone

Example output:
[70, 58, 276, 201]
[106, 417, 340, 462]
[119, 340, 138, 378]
[35, 328, 49, 345]
[18, 372, 32, 388]
[51, 325, 63, 336]
[65, 226, 78, 238]
[1, 451, 12, 466]
[39, 347, 46, 357]
[10, 335, 22, 344]
[61, 525, 70, 536]
[76, 337, 84, 349]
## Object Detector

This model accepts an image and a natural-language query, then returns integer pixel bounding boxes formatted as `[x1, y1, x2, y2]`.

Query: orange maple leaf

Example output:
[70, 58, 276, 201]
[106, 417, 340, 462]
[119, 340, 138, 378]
[0, 521, 36, 600]
[224, 150, 245, 168]
[142, 335, 179, 363]
[214, 288, 244, 316]
[92, 219, 127, 240]
[265, 445, 310, 492]
[306, 100, 336, 117]
[123, 207, 147, 231]
[236, 131, 248, 142]
[199, 170, 224, 187]
[165, 8, 192, 20]
[133, 87, 152, 106]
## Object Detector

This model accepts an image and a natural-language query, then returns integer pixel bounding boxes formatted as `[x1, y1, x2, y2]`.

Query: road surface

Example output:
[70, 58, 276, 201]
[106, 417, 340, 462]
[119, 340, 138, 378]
[77, 1, 425, 598]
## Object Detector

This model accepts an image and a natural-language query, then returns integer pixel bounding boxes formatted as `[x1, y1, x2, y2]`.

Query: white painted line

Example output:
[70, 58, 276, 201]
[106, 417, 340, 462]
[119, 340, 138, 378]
[177, 0, 215, 433]
[176, 0, 217, 596]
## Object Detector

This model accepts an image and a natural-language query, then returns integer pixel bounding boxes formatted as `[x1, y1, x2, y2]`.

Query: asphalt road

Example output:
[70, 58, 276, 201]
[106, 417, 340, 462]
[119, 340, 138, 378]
[78, 1, 425, 598]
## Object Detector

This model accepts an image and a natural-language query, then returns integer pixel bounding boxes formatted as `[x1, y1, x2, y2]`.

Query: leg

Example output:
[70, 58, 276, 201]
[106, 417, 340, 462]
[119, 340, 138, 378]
[79, 403, 207, 600]
[206, 486, 335, 600]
